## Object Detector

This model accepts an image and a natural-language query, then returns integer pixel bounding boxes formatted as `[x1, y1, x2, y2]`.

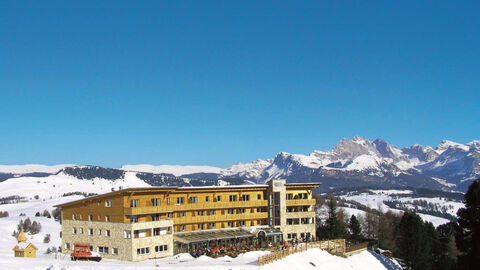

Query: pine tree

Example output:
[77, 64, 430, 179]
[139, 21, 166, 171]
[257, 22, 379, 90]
[435, 222, 459, 270]
[23, 218, 32, 232]
[456, 179, 480, 270]
[396, 211, 432, 270]
[325, 198, 346, 239]
[349, 215, 362, 241]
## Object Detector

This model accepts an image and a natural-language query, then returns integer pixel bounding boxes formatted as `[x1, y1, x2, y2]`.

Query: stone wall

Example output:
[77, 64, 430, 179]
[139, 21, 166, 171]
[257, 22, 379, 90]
[61, 219, 173, 261]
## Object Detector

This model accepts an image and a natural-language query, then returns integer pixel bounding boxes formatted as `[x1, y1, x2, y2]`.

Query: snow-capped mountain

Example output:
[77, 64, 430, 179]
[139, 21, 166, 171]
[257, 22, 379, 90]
[212, 136, 479, 192]
[0, 137, 478, 196]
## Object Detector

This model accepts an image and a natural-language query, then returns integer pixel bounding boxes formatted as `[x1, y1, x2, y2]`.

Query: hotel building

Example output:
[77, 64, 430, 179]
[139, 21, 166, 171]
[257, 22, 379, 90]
[55, 179, 319, 261]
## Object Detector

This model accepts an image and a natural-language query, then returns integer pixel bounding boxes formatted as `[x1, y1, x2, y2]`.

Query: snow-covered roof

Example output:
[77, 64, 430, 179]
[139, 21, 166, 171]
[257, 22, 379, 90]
[13, 242, 37, 251]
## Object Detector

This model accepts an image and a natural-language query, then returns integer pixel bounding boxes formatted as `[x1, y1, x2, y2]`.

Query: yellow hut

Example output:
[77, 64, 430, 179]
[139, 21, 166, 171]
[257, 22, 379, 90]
[17, 229, 27, 243]
[13, 243, 38, 258]
[13, 229, 37, 258]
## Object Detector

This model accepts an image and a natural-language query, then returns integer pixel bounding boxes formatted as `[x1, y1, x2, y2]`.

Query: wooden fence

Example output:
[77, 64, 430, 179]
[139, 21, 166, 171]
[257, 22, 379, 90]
[257, 239, 345, 266]
[345, 242, 369, 254]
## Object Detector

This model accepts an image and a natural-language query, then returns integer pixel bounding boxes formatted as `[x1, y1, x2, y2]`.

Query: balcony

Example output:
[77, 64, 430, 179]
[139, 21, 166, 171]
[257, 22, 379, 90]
[285, 199, 316, 206]
[124, 200, 268, 215]
[174, 212, 268, 224]
[285, 211, 315, 219]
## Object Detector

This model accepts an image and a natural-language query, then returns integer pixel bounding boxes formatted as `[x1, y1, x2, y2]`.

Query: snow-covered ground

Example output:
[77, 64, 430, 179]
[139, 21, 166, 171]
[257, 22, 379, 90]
[0, 172, 149, 200]
[0, 164, 72, 174]
[338, 190, 458, 227]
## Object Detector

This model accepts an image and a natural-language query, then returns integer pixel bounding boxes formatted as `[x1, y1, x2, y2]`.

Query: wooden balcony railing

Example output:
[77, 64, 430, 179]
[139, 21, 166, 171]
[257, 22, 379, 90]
[174, 212, 268, 224]
[285, 199, 316, 206]
[124, 200, 268, 215]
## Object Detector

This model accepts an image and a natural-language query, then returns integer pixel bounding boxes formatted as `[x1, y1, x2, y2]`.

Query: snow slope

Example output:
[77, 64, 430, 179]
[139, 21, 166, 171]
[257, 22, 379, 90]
[121, 165, 222, 176]
[339, 190, 453, 227]
[0, 172, 150, 200]
[0, 164, 73, 174]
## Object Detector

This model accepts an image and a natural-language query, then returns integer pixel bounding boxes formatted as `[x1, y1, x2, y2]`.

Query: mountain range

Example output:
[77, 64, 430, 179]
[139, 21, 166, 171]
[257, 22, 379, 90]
[1, 136, 479, 195]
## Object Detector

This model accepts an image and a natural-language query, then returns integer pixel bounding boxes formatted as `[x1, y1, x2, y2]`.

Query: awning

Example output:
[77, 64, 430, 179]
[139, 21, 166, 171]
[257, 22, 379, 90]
[174, 229, 254, 244]
[252, 227, 283, 237]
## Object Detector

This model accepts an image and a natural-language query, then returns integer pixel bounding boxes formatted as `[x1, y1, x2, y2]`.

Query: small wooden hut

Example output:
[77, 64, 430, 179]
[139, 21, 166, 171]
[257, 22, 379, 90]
[13, 229, 37, 258]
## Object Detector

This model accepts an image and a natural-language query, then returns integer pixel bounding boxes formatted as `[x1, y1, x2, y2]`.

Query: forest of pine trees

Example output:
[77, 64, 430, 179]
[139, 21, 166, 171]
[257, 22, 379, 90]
[315, 178, 480, 270]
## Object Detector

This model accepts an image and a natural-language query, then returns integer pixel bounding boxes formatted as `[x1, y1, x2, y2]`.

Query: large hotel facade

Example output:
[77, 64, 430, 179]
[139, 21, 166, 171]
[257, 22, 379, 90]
[55, 179, 319, 261]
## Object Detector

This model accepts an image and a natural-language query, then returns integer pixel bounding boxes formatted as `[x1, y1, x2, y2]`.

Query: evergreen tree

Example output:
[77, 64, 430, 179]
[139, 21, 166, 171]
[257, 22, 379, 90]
[396, 211, 432, 270]
[349, 215, 362, 241]
[30, 221, 42, 234]
[456, 179, 480, 270]
[23, 218, 32, 232]
[435, 221, 459, 270]
[325, 198, 347, 239]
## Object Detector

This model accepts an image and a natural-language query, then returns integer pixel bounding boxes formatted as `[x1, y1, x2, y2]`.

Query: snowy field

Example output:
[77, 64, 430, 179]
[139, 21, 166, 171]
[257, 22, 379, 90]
[338, 190, 459, 227]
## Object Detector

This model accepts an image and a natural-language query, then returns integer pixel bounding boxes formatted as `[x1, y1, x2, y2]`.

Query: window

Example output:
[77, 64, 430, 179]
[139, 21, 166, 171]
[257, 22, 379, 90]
[198, 224, 205, 230]
[176, 197, 185, 205]
[238, 221, 245, 226]
[73, 228, 77, 234]
[274, 192, 280, 204]
[105, 230, 111, 237]
[274, 192, 281, 225]
[178, 212, 186, 217]
[217, 195, 221, 202]
[229, 195, 237, 202]
[197, 210, 204, 216]
[299, 193, 308, 199]
[105, 215, 110, 222]
[257, 194, 262, 200]
[209, 210, 215, 215]
[301, 218, 313, 224]
[134, 229, 149, 238]
[227, 221, 235, 227]
[130, 199, 139, 208]
[113, 248, 118, 256]
[190, 196, 198, 203]
[65, 243, 70, 250]
[89, 245, 93, 252]
[72, 214, 76, 220]
[287, 233, 297, 239]
[98, 246, 109, 254]
[167, 213, 173, 218]
[137, 247, 150, 255]
[227, 209, 235, 214]
[98, 229, 102, 235]
[88, 228, 93, 235]
[237, 208, 246, 214]
[124, 230, 132, 239]
[152, 198, 161, 206]
[80, 228, 84, 234]
[130, 216, 139, 223]
[105, 199, 112, 207]
[155, 245, 168, 253]
[152, 214, 160, 221]
[154, 227, 167, 236]
[179, 225, 186, 232]
[241, 195, 250, 201]
[287, 218, 300, 225]
[166, 197, 170, 205]
[88, 215, 93, 221]
[205, 196, 210, 202]
[286, 193, 293, 200]
[209, 223, 215, 229]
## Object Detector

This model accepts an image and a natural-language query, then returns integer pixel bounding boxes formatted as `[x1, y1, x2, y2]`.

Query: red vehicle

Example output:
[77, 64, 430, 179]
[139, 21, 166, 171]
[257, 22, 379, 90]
[71, 243, 102, 262]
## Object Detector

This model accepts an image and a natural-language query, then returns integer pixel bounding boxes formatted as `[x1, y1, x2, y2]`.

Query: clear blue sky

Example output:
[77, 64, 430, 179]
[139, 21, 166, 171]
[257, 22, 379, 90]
[0, 1, 479, 168]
